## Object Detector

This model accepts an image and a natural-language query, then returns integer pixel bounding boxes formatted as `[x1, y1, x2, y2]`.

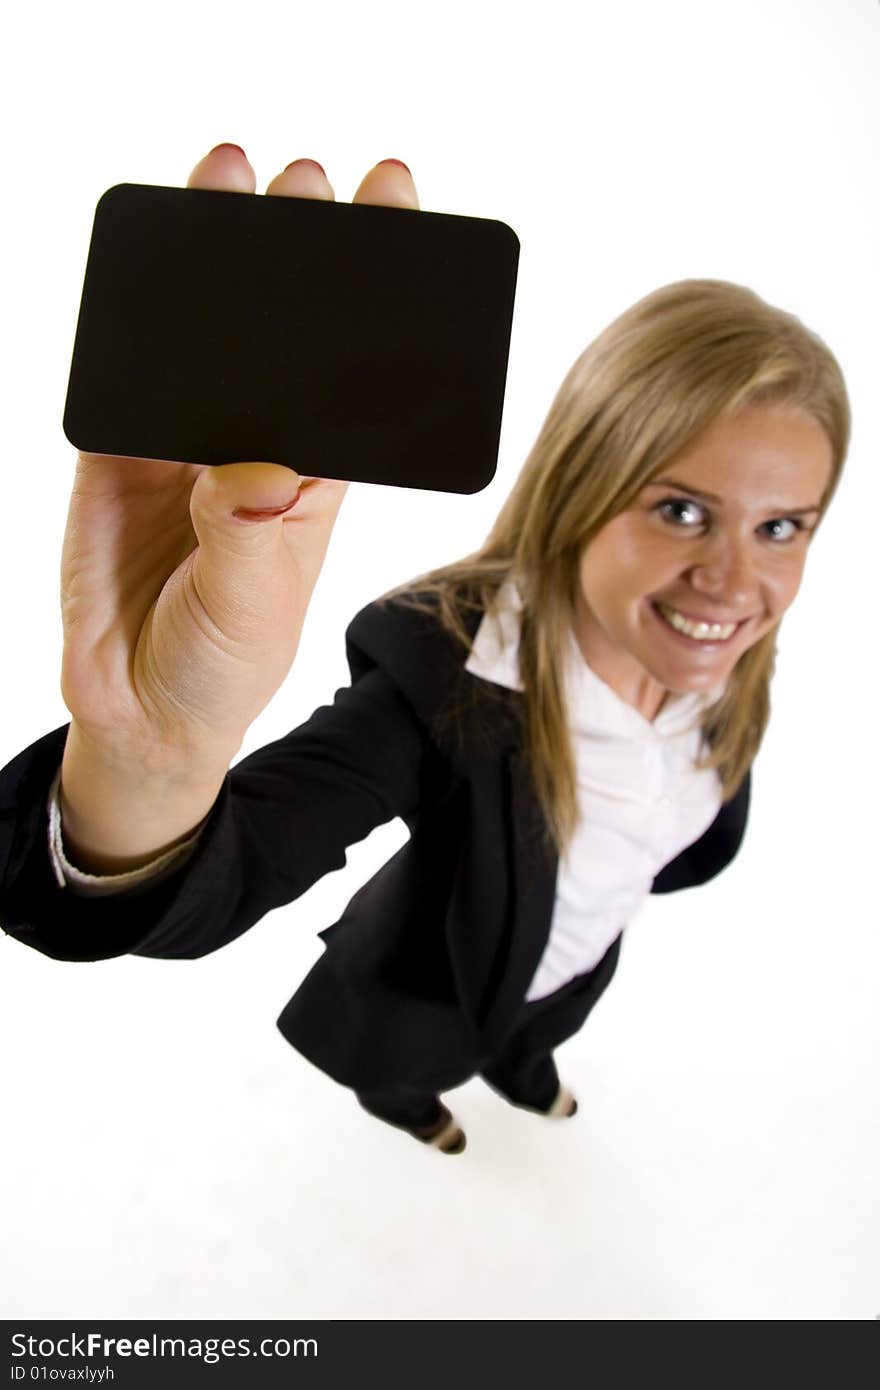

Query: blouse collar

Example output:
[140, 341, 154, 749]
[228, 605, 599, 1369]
[465, 577, 724, 740]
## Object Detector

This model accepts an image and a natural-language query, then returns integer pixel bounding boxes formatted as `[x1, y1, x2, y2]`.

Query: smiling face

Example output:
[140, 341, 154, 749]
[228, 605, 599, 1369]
[573, 405, 835, 718]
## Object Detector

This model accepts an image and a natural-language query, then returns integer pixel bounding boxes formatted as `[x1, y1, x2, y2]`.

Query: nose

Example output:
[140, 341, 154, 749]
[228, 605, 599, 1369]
[687, 532, 759, 612]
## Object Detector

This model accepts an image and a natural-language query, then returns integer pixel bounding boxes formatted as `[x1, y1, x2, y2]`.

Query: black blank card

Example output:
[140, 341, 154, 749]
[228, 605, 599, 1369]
[62, 183, 520, 494]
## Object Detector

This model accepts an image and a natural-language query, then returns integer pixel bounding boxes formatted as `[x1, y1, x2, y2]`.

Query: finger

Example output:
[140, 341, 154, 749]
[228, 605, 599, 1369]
[352, 159, 420, 210]
[187, 143, 256, 193]
[265, 158, 336, 200]
[189, 466, 350, 622]
[187, 466, 303, 666]
[205, 460, 304, 505]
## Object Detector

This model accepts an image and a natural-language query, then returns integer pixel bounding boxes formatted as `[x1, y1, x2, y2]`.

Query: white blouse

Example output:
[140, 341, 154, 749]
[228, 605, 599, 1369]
[464, 580, 724, 999]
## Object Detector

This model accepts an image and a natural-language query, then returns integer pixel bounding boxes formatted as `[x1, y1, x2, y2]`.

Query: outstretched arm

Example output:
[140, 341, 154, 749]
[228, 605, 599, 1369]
[1, 666, 428, 962]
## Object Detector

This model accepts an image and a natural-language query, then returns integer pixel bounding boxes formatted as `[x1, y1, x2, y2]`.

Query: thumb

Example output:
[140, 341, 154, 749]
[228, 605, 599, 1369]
[193, 460, 304, 528]
[188, 461, 304, 622]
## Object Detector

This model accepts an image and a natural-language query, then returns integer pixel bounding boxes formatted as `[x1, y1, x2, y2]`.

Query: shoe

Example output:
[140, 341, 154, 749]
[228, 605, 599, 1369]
[411, 1103, 467, 1154]
[481, 1074, 578, 1119]
[544, 1085, 578, 1119]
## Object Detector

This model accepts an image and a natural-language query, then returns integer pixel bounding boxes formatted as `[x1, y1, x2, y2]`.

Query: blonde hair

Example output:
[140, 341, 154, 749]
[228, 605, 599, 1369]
[385, 279, 850, 852]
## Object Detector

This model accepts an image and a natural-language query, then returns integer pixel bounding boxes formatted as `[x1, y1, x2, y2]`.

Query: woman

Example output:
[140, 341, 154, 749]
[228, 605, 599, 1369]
[0, 147, 850, 1155]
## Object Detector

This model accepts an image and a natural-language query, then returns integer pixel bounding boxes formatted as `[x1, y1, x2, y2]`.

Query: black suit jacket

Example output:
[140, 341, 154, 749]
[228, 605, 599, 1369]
[0, 595, 750, 1090]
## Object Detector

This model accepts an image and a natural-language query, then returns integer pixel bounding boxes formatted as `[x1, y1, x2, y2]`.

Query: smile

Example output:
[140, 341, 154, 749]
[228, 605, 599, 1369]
[655, 603, 740, 642]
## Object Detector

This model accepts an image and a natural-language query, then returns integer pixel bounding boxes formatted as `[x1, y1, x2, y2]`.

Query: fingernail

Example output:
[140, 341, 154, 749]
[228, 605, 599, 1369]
[232, 494, 301, 522]
[379, 158, 410, 174]
[284, 158, 326, 176]
[210, 143, 247, 158]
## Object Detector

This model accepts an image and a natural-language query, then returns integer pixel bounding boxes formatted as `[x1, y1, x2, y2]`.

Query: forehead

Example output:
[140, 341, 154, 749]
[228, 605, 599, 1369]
[652, 406, 833, 504]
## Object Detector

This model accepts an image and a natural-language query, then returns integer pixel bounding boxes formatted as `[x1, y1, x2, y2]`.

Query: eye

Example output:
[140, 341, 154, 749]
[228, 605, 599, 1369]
[654, 497, 707, 528]
[759, 517, 806, 543]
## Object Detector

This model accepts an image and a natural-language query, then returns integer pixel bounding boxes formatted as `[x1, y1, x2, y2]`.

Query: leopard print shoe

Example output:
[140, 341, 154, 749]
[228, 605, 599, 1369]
[544, 1085, 578, 1118]
[411, 1103, 467, 1154]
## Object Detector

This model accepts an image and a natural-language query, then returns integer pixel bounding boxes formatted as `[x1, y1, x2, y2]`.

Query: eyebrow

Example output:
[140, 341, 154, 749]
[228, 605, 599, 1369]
[646, 476, 823, 516]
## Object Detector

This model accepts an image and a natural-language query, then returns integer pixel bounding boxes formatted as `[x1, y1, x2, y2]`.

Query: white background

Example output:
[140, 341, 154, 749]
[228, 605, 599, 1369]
[1, 0, 877, 1321]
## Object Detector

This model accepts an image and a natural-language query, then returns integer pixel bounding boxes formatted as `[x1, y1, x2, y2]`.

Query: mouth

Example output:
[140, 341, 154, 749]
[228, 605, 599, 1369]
[651, 601, 746, 646]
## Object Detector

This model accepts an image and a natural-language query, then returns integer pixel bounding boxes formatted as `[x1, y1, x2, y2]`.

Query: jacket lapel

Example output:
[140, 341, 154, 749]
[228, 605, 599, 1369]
[477, 747, 559, 1043]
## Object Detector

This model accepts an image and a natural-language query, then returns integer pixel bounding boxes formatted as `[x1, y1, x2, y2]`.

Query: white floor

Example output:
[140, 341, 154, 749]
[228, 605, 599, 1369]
[2, 818, 877, 1322]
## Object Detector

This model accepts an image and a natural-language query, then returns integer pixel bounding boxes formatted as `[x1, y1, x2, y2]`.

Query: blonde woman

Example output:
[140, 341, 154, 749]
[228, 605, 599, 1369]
[0, 147, 849, 1155]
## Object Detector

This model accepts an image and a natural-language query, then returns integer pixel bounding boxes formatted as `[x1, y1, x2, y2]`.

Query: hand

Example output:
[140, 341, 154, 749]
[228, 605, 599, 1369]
[59, 146, 420, 768]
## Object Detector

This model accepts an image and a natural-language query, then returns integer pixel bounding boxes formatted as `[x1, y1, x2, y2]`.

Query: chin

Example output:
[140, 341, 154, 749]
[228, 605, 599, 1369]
[643, 651, 737, 695]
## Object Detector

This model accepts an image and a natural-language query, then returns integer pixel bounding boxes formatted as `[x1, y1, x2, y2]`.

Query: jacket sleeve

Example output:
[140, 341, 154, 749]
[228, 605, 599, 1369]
[0, 667, 428, 963]
[650, 769, 751, 894]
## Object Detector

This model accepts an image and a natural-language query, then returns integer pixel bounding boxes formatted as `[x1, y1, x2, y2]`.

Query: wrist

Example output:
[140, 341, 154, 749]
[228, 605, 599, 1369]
[57, 722, 231, 873]
[65, 716, 239, 786]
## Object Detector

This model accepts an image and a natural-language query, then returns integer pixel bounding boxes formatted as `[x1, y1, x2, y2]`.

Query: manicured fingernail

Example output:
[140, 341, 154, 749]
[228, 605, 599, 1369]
[380, 158, 410, 174]
[284, 158, 326, 176]
[211, 143, 247, 157]
[232, 494, 301, 522]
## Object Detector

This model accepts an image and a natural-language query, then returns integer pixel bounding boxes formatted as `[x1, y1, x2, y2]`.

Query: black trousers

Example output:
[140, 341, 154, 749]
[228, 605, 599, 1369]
[357, 935, 621, 1129]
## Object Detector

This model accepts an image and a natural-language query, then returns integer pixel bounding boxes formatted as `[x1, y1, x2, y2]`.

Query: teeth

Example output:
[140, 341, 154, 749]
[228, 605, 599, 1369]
[657, 604, 737, 641]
